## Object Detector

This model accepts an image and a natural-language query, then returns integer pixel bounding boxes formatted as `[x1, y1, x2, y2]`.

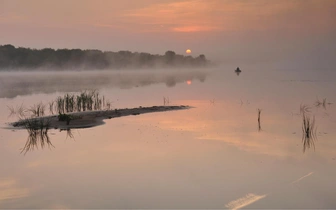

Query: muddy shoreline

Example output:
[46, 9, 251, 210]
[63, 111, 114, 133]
[9, 105, 191, 130]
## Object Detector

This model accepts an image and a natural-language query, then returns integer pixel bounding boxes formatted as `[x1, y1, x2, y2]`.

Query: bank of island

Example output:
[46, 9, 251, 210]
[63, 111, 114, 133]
[9, 105, 191, 130]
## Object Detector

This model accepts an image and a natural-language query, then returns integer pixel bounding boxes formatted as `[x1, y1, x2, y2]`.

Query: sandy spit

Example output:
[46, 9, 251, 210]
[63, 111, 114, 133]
[9, 105, 191, 130]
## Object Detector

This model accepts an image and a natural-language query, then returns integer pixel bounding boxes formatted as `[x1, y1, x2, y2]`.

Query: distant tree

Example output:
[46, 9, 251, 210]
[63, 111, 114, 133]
[165, 50, 176, 57]
[196, 54, 207, 66]
[2, 44, 15, 50]
[164, 50, 176, 65]
[0, 45, 210, 71]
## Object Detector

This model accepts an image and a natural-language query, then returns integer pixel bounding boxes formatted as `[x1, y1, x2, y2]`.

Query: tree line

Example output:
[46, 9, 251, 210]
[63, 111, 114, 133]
[0, 44, 209, 70]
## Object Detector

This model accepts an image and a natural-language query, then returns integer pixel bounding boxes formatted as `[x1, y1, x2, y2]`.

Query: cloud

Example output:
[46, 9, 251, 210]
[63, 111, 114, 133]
[291, 172, 314, 184]
[0, 178, 29, 204]
[172, 25, 220, 32]
[225, 193, 267, 210]
[0, 13, 28, 24]
[121, 0, 223, 32]
[120, 0, 336, 34]
[2, 0, 335, 36]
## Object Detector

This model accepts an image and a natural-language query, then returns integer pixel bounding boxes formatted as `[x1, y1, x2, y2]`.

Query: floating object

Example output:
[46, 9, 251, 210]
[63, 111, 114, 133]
[235, 67, 242, 75]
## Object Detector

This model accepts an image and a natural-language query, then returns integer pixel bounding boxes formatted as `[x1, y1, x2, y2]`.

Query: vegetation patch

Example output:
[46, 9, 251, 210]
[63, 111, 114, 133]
[58, 113, 74, 125]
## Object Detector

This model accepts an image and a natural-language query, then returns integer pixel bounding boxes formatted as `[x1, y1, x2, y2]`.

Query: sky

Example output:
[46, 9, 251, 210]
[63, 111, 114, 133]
[0, 0, 335, 67]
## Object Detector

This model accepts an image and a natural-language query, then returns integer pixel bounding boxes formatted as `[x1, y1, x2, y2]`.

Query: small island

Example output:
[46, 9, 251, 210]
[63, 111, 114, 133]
[7, 91, 191, 130]
[10, 105, 191, 130]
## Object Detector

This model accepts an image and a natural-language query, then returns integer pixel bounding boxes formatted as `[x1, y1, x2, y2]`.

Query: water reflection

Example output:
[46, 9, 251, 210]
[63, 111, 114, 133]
[65, 129, 74, 139]
[0, 178, 29, 203]
[0, 70, 208, 98]
[21, 127, 77, 154]
[21, 122, 53, 155]
[257, 108, 262, 132]
[301, 114, 317, 153]
[12, 98, 326, 156]
[225, 193, 267, 209]
[314, 97, 332, 110]
[0, 69, 335, 208]
[20, 116, 77, 154]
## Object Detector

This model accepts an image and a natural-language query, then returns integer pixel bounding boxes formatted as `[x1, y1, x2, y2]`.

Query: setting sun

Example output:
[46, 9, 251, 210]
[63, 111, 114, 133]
[186, 80, 192, 85]
[186, 49, 192, 54]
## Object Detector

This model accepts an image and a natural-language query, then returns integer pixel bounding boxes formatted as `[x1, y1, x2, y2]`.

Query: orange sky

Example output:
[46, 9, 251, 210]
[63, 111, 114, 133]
[0, 0, 335, 65]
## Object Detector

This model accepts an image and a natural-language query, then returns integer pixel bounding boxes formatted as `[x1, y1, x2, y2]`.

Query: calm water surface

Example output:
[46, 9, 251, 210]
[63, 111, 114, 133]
[0, 67, 335, 209]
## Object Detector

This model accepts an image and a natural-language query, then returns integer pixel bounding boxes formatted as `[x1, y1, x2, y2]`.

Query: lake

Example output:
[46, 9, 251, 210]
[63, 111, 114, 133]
[0, 67, 335, 209]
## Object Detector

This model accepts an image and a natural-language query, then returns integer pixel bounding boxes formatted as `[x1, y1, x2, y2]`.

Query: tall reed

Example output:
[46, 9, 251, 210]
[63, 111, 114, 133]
[315, 97, 327, 110]
[49, 101, 55, 115]
[302, 113, 317, 153]
[29, 102, 45, 117]
[257, 108, 262, 131]
[53, 90, 108, 114]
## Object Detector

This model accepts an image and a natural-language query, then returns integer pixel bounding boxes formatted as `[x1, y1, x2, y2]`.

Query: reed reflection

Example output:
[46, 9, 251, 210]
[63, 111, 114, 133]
[314, 97, 333, 110]
[64, 129, 74, 139]
[235, 67, 242, 76]
[301, 113, 317, 153]
[257, 108, 262, 132]
[20, 118, 76, 154]
[21, 118, 53, 155]
[300, 104, 317, 153]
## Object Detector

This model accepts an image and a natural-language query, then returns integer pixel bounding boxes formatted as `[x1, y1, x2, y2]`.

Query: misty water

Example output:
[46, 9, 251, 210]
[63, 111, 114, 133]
[1, 67, 336, 209]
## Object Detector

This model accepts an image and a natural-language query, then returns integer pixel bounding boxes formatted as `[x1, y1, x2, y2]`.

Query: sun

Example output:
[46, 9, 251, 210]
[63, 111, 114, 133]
[186, 80, 192, 85]
[186, 49, 192, 54]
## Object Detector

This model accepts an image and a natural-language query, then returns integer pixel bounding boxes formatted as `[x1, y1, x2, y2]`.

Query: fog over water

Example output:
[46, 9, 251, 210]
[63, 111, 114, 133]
[0, 69, 208, 98]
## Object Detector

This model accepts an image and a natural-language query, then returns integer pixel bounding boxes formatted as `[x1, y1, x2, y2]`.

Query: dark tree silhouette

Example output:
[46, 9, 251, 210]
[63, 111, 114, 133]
[0, 45, 210, 71]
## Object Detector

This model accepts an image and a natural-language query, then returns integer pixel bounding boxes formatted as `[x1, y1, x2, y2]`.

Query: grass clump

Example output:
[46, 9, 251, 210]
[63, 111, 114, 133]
[7, 103, 27, 118]
[49, 101, 55, 115]
[315, 97, 328, 110]
[58, 113, 73, 125]
[54, 90, 107, 114]
[29, 102, 45, 117]
[9, 90, 112, 120]
[163, 97, 170, 106]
